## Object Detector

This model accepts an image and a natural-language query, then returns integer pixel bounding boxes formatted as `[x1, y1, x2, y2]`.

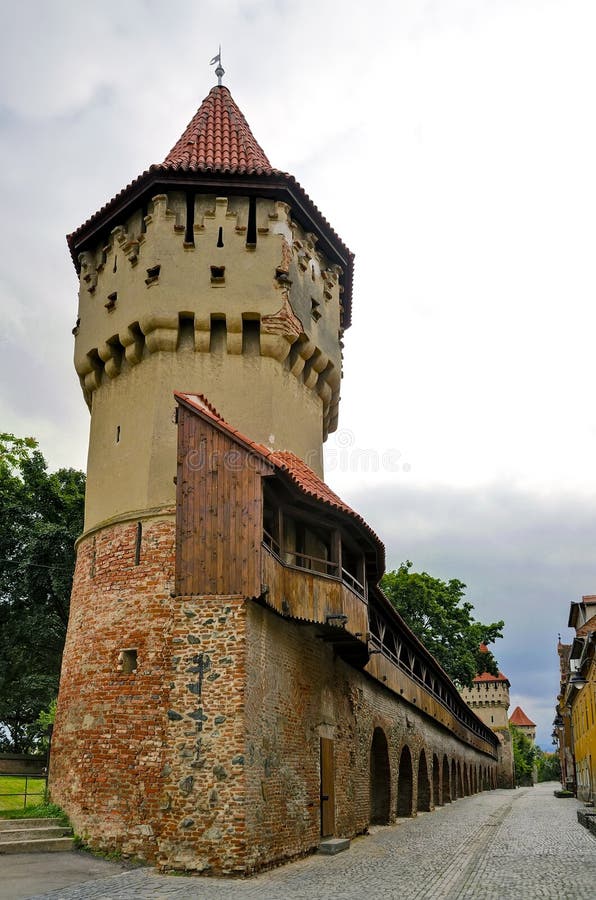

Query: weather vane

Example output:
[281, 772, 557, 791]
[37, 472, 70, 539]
[210, 46, 225, 86]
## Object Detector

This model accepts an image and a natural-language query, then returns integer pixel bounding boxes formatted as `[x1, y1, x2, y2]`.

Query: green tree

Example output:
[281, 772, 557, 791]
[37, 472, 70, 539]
[510, 724, 537, 786]
[381, 561, 504, 687]
[535, 748, 561, 783]
[0, 435, 85, 753]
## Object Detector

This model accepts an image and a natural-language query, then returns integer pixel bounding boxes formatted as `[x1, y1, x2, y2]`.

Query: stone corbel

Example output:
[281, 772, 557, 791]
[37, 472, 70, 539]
[120, 325, 144, 366]
[303, 348, 327, 390]
[98, 341, 121, 379]
[260, 332, 295, 363]
[79, 353, 102, 393]
[140, 313, 179, 353]
[226, 315, 243, 355]
[194, 315, 211, 353]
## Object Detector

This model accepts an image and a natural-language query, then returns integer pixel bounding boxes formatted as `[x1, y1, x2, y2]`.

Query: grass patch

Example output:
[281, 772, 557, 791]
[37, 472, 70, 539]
[0, 801, 69, 823]
[0, 775, 46, 813]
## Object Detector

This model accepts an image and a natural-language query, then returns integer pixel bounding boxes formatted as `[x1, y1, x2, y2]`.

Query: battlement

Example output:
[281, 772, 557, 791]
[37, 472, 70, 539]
[74, 193, 343, 438]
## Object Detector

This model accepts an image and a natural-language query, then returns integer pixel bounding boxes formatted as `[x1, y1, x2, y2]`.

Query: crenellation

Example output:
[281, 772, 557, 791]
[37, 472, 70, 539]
[73, 185, 341, 455]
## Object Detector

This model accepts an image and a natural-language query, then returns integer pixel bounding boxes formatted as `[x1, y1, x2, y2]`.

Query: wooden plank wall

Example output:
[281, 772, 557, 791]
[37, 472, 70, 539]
[261, 549, 369, 639]
[175, 405, 271, 596]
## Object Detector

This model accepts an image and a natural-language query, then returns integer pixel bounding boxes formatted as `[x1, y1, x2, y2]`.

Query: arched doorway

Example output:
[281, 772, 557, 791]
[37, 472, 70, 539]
[417, 749, 431, 812]
[457, 760, 463, 798]
[451, 759, 458, 799]
[432, 754, 440, 807]
[397, 745, 414, 817]
[442, 755, 451, 803]
[370, 727, 391, 824]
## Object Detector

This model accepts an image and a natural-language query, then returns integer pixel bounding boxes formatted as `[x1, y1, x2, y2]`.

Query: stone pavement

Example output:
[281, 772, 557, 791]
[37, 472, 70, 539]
[6, 781, 595, 900]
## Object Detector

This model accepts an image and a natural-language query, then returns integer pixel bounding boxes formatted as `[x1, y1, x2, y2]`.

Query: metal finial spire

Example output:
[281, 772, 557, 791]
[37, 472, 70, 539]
[210, 46, 225, 86]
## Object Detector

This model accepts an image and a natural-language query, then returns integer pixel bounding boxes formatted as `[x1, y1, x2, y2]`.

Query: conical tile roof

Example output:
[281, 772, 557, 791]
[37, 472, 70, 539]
[67, 83, 354, 326]
[162, 86, 274, 174]
[509, 706, 536, 727]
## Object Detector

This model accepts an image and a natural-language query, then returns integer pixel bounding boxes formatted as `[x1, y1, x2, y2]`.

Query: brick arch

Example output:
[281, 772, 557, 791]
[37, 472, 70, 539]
[417, 749, 431, 812]
[397, 744, 414, 817]
[370, 726, 391, 825]
[432, 753, 440, 807]
[442, 755, 451, 803]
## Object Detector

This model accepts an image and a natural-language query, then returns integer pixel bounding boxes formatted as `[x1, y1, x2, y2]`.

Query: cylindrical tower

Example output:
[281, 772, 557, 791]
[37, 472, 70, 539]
[70, 84, 352, 532]
[50, 82, 353, 869]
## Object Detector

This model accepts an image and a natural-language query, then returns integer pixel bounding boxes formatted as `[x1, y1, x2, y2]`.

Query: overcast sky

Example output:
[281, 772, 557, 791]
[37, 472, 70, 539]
[2, 0, 596, 749]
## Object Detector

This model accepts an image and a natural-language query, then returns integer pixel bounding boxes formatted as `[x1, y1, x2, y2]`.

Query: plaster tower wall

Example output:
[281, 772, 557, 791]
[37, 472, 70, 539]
[74, 192, 343, 531]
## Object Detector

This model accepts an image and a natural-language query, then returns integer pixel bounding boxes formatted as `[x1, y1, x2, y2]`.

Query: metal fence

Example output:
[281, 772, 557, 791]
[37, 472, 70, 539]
[0, 772, 48, 810]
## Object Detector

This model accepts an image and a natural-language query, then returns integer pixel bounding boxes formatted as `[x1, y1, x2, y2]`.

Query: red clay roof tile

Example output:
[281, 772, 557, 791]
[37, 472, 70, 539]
[509, 706, 536, 727]
[473, 671, 509, 684]
[175, 392, 384, 556]
[66, 85, 354, 328]
[162, 86, 273, 174]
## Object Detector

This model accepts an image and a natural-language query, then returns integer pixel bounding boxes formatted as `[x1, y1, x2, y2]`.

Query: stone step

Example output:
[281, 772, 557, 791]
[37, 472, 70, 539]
[0, 825, 72, 843]
[0, 836, 74, 854]
[0, 818, 65, 831]
[318, 837, 351, 855]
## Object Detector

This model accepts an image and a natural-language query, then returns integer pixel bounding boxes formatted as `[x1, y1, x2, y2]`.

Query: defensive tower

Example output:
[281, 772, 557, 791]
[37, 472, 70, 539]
[51, 76, 499, 873]
[70, 83, 352, 531]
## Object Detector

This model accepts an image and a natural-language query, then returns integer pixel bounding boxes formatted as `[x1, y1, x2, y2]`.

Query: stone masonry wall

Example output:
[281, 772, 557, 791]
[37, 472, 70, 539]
[51, 519, 250, 873]
[51, 520, 497, 874]
[50, 517, 175, 857]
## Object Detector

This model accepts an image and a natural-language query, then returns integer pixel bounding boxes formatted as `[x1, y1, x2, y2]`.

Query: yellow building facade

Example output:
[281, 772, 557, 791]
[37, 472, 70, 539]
[569, 634, 596, 802]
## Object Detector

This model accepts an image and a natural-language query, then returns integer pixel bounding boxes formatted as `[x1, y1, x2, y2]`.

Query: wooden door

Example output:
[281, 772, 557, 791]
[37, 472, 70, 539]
[320, 737, 335, 837]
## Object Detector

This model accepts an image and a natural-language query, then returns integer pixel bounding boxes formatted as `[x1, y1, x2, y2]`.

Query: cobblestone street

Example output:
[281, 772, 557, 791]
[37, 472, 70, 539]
[18, 782, 596, 900]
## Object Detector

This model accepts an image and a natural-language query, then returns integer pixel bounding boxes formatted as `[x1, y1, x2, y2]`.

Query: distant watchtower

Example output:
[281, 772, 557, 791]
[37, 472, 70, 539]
[459, 645, 515, 788]
[459, 645, 511, 731]
[69, 84, 352, 532]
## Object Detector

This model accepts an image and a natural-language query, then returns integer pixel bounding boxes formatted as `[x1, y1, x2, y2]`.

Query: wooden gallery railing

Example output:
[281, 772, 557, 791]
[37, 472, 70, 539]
[261, 532, 369, 639]
[368, 599, 498, 755]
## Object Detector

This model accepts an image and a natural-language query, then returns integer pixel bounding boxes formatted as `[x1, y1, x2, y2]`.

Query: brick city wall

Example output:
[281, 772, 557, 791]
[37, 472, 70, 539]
[51, 519, 497, 874]
[242, 601, 497, 872]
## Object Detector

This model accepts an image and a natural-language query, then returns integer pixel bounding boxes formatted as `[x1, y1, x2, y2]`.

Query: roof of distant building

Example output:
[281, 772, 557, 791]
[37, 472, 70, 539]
[509, 706, 536, 727]
[472, 671, 510, 685]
